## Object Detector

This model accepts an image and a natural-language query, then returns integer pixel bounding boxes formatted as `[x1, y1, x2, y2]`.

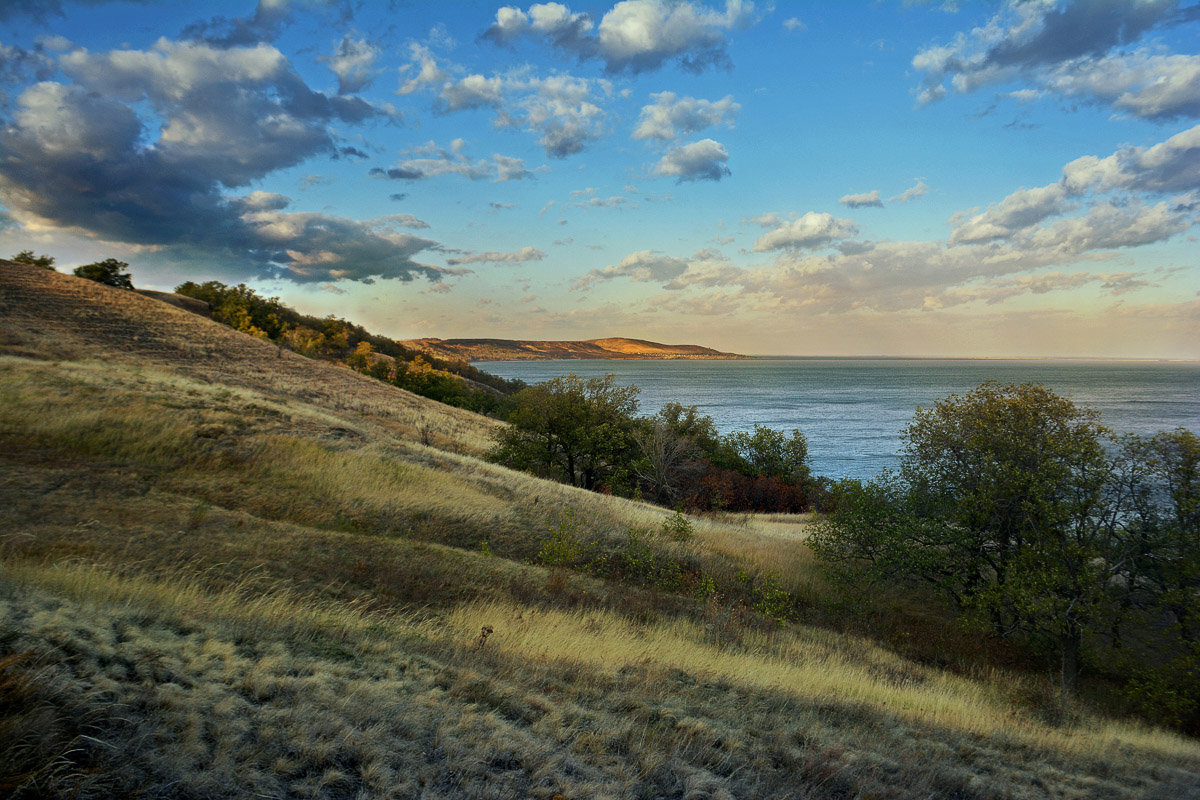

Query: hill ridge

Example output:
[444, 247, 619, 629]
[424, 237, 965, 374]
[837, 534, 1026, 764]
[401, 335, 748, 362]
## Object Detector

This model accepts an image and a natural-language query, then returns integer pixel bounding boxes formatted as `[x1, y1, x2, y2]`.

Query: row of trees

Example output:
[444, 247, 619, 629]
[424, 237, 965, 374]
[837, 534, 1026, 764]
[810, 382, 1199, 727]
[492, 373, 822, 513]
[172, 280, 525, 413]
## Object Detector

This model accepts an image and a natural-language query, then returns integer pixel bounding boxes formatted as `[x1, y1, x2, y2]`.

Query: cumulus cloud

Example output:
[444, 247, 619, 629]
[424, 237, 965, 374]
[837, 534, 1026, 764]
[950, 123, 1200, 245]
[654, 138, 730, 182]
[839, 190, 883, 208]
[319, 35, 381, 94]
[1061, 122, 1200, 194]
[446, 246, 546, 265]
[509, 73, 607, 157]
[912, 0, 1200, 120]
[752, 212, 858, 251]
[597, 0, 756, 73]
[0, 38, 449, 285]
[484, 0, 758, 74]
[438, 73, 505, 112]
[632, 91, 739, 140]
[393, 46, 607, 158]
[950, 183, 1072, 244]
[55, 38, 380, 186]
[483, 2, 596, 54]
[370, 140, 535, 182]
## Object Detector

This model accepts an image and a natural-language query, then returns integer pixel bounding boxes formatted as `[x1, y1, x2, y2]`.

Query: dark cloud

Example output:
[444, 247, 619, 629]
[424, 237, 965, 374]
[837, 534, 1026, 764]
[0, 40, 446, 285]
[179, 1, 294, 47]
[985, 0, 1177, 69]
[653, 138, 731, 183]
[913, 0, 1200, 120]
[0, 0, 151, 24]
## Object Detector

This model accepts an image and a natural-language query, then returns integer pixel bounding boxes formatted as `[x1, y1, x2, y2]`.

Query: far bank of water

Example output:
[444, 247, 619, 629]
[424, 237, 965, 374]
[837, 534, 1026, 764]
[477, 357, 1200, 481]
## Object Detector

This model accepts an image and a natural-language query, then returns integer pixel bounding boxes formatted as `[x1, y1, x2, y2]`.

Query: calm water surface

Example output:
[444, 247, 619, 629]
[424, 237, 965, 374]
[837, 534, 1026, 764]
[479, 358, 1200, 481]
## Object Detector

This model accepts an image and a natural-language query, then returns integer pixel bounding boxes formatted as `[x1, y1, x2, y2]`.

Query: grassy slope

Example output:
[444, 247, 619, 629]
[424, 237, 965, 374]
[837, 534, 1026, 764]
[1, 263, 1198, 799]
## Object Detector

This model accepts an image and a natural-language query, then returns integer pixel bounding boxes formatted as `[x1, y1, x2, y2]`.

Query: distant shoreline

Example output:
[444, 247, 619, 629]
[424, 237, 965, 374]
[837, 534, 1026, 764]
[401, 336, 751, 362]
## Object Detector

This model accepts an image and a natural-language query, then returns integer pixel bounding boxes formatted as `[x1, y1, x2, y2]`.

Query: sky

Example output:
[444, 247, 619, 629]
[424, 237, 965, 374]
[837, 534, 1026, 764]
[1, 0, 1198, 359]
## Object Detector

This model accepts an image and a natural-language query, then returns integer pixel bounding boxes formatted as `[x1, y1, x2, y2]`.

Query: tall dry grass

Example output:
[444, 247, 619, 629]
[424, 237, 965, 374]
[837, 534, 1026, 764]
[3, 561, 1198, 800]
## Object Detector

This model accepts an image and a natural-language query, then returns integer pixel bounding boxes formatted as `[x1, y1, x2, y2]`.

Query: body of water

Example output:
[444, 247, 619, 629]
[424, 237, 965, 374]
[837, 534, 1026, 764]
[478, 358, 1200, 481]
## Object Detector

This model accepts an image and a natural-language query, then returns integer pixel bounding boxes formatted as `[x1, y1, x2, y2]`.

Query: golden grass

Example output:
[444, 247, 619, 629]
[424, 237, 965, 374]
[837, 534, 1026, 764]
[4, 560, 1198, 799]
[445, 599, 1199, 763]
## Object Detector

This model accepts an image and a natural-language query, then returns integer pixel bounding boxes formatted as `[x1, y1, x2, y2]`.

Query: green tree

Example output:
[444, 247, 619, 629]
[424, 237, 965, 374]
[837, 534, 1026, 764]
[74, 258, 133, 288]
[494, 373, 639, 490]
[11, 250, 55, 269]
[813, 382, 1118, 697]
[725, 424, 810, 483]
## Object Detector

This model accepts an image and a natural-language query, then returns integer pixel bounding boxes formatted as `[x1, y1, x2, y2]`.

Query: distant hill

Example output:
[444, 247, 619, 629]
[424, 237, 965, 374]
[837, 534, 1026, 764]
[401, 335, 749, 362]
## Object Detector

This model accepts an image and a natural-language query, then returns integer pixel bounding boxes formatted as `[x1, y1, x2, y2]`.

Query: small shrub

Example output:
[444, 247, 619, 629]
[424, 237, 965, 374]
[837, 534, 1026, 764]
[660, 509, 694, 542]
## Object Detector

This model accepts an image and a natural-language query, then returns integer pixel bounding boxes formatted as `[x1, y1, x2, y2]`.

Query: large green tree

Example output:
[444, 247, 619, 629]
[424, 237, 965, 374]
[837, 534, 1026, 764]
[493, 373, 640, 491]
[74, 258, 133, 289]
[813, 382, 1119, 696]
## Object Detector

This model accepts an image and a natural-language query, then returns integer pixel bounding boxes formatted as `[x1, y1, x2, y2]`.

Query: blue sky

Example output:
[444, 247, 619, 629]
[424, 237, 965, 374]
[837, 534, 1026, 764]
[1, 0, 1197, 358]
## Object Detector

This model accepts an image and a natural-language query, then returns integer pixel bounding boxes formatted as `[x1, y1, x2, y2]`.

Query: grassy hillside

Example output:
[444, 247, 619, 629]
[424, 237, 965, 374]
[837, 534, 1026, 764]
[2, 262, 1199, 799]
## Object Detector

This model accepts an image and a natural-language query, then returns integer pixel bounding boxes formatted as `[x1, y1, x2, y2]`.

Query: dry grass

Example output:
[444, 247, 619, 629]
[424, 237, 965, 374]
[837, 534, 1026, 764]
[3, 264, 1200, 798]
[0, 262, 501, 455]
[3, 561, 1198, 800]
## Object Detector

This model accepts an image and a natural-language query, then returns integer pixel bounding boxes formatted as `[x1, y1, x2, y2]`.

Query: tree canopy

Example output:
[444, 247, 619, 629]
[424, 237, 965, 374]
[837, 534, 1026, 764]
[74, 258, 133, 289]
[812, 381, 1200, 723]
[11, 250, 55, 269]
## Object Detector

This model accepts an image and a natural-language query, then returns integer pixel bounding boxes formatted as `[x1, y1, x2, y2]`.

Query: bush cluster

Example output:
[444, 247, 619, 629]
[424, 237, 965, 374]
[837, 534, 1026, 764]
[811, 382, 1200, 730]
[491, 375, 828, 513]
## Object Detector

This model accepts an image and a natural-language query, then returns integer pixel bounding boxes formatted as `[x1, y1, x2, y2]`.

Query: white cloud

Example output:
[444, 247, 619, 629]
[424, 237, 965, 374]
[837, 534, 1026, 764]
[890, 180, 930, 203]
[438, 73, 505, 112]
[574, 249, 690, 288]
[320, 36, 380, 94]
[632, 91, 739, 140]
[484, 0, 759, 74]
[446, 246, 546, 265]
[370, 140, 535, 183]
[1062, 122, 1200, 195]
[783, 17, 806, 32]
[597, 0, 756, 73]
[839, 190, 883, 208]
[653, 138, 731, 182]
[396, 43, 447, 95]
[950, 183, 1071, 244]
[394, 44, 609, 158]
[752, 212, 858, 251]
